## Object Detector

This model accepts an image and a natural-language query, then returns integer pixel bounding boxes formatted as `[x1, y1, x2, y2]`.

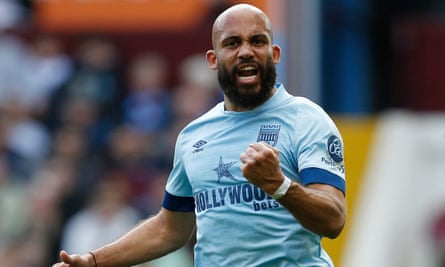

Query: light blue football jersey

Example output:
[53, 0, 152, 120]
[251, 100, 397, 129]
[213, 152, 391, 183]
[163, 83, 345, 267]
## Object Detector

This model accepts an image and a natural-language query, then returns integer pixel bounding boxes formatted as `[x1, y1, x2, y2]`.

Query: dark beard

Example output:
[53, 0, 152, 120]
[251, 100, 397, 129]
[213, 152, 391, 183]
[217, 57, 277, 109]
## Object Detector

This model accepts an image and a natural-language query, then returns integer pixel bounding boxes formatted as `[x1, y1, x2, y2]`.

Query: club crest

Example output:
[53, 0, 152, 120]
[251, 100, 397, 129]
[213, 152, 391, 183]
[257, 124, 281, 146]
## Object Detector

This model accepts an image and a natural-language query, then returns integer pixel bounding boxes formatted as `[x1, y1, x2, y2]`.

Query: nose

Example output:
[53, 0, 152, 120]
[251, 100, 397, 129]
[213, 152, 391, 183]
[238, 42, 254, 59]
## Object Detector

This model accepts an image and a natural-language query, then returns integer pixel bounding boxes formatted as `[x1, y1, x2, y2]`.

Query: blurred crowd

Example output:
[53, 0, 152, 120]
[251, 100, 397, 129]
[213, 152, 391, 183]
[0, 16, 222, 266]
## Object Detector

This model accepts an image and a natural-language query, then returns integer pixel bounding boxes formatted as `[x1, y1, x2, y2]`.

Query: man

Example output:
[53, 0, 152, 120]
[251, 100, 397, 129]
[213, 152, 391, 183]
[53, 3, 346, 267]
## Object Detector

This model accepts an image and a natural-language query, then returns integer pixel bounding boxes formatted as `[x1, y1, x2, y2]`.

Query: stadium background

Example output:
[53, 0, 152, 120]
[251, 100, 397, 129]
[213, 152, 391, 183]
[0, 0, 444, 266]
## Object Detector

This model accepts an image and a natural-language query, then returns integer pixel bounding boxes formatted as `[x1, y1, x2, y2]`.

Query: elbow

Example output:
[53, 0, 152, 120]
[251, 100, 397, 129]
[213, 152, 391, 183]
[324, 226, 344, 239]
[324, 215, 346, 239]
[171, 231, 195, 249]
[300, 214, 346, 239]
[160, 227, 195, 252]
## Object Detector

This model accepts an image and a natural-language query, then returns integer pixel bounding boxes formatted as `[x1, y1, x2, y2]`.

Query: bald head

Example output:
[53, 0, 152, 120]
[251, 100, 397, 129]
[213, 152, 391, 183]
[211, 4, 273, 48]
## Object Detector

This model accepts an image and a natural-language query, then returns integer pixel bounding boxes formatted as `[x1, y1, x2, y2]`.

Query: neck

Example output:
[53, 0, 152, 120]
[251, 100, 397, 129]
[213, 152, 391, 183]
[224, 86, 277, 112]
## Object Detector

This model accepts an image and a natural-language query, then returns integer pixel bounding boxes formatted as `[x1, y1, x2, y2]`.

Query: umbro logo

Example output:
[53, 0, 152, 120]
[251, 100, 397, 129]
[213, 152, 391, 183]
[192, 140, 207, 153]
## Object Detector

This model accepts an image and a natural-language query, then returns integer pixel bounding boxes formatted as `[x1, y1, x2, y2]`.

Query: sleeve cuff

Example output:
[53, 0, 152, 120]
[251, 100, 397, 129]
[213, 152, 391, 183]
[300, 167, 346, 193]
[162, 191, 195, 212]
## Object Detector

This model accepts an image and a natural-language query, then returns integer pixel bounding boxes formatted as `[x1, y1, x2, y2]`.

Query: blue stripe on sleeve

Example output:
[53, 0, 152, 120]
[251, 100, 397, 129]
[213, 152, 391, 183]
[300, 167, 346, 193]
[162, 191, 195, 212]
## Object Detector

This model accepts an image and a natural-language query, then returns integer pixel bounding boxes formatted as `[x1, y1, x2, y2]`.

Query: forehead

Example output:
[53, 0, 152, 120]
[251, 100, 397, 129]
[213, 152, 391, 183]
[213, 9, 271, 44]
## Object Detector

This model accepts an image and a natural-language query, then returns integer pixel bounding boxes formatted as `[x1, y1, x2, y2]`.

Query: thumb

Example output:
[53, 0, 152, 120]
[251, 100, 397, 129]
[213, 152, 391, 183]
[60, 250, 74, 264]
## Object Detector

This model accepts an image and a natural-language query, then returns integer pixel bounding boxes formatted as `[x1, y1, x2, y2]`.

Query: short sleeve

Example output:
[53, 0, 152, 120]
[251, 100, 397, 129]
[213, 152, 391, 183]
[296, 99, 346, 193]
[163, 132, 195, 210]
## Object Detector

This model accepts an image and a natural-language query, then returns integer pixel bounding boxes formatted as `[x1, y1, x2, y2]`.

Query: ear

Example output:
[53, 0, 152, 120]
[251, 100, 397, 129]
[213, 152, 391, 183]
[205, 50, 218, 70]
[272, 44, 281, 64]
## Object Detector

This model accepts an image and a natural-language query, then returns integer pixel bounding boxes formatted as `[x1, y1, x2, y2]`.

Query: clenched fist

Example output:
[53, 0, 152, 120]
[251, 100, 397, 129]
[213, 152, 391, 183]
[240, 142, 285, 195]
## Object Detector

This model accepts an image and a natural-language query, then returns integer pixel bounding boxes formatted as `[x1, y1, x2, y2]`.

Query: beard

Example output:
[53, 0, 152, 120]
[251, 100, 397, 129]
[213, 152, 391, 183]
[217, 56, 277, 109]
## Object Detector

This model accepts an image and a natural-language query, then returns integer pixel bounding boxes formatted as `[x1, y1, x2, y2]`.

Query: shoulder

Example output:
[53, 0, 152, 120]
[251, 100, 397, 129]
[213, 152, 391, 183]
[182, 102, 224, 131]
[275, 85, 327, 116]
[292, 96, 326, 114]
[280, 95, 332, 124]
[175, 102, 223, 143]
[284, 96, 339, 136]
[295, 97, 334, 121]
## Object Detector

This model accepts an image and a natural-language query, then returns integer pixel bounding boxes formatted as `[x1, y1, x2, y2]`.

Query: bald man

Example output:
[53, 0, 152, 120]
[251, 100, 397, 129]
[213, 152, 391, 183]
[52, 4, 346, 267]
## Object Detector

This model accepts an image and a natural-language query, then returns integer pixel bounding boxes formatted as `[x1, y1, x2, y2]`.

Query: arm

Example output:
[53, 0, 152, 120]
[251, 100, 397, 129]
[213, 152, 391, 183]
[240, 142, 346, 239]
[53, 208, 195, 267]
[277, 183, 345, 239]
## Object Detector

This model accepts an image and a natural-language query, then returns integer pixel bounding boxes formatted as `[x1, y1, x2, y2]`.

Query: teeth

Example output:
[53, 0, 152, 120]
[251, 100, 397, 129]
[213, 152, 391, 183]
[239, 75, 256, 79]
[240, 66, 256, 71]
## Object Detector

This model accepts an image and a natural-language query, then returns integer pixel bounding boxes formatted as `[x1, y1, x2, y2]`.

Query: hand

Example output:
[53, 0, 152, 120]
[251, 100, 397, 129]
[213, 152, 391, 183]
[240, 142, 284, 194]
[52, 250, 93, 267]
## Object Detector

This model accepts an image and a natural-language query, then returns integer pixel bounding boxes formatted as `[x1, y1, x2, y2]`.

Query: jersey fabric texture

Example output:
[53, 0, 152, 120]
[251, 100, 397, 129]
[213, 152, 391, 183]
[162, 83, 346, 267]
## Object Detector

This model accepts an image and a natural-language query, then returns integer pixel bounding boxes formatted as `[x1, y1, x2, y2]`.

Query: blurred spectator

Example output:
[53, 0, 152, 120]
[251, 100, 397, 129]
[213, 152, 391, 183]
[163, 53, 222, 157]
[0, 32, 72, 120]
[25, 161, 72, 266]
[0, 98, 51, 180]
[0, 31, 30, 111]
[0, 157, 29, 254]
[20, 33, 73, 117]
[60, 173, 141, 254]
[4, 116, 51, 179]
[0, 113, 30, 180]
[51, 125, 89, 164]
[0, 0, 27, 30]
[48, 125, 102, 223]
[171, 53, 221, 129]
[54, 96, 108, 154]
[100, 124, 168, 216]
[47, 35, 122, 150]
[122, 52, 172, 135]
[59, 170, 193, 267]
[0, 156, 75, 266]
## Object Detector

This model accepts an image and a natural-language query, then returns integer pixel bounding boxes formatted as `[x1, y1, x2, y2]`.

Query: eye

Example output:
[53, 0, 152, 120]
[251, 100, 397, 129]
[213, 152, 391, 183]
[251, 35, 268, 46]
[252, 39, 265, 46]
[227, 40, 238, 47]
[223, 39, 239, 48]
[222, 36, 241, 48]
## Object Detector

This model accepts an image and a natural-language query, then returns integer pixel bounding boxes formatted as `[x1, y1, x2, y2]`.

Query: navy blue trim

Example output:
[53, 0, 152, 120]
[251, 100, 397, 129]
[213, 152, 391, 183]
[300, 167, 346, 193]
[162, 191, 195, 212]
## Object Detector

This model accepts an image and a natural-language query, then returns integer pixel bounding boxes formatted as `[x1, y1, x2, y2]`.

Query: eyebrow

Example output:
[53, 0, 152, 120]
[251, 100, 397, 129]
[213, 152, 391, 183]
[221, 32, 269, 43]
[250, 33, 270, 40]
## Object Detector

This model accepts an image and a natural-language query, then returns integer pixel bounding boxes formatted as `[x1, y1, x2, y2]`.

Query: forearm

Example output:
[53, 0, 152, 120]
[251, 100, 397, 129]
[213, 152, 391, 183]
[239, 143, 346, 238]
[93, 219, 170, 266]
[277, 183, 346, 239]
[92, 209, 195, 267]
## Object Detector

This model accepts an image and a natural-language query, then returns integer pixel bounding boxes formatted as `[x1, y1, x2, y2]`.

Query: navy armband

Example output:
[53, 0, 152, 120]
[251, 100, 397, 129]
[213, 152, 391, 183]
[301, 167, 346, 193]
[162, 191, 195, 212]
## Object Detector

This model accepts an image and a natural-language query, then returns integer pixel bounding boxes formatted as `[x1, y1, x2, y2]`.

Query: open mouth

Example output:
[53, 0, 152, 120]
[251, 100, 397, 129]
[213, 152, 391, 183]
[237, 64, 258, 80]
